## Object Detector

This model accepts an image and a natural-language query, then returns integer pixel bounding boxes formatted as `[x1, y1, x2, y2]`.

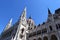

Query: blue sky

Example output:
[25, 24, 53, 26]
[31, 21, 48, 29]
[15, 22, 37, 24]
[0, 0, 60, 34]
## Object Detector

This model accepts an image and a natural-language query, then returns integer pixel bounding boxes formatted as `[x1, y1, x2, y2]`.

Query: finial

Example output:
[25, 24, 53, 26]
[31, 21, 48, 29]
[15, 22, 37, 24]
[24, 6, 26, 12]
[48, 8, 51, 14]
[9, 18, 13, 24]
[21, 6, 27, 18]
[29, 15, 32, 19]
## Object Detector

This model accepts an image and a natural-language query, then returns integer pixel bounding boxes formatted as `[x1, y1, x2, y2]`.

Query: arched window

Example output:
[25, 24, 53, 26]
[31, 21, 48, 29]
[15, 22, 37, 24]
[50, 35, 58, 40]
[38, 37, 42, 40]
[43, 36, 48, 40]
[33, 39, 36, 40]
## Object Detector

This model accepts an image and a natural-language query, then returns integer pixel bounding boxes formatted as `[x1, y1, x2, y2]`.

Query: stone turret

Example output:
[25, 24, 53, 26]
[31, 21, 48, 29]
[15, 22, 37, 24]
[3, 18, 12, 32]
[27, 16, 35, 30]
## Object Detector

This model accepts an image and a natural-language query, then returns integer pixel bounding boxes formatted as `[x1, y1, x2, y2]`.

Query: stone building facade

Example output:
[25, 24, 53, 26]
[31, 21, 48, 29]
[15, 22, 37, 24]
[0, 7, 60, 40]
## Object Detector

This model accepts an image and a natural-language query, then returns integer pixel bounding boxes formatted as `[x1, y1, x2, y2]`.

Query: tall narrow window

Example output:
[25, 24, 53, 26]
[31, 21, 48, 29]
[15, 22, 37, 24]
[49, 26, 52, 31]
[21, 28, 24, 33]
[58, 24, 60, 28]
[56, 24, 58, 29]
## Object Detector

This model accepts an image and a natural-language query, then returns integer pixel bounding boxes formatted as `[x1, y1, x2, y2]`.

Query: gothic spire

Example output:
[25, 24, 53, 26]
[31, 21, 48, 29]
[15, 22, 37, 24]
[20, 7, 26, 20]
[17, 7, 27, 26]
[4, 18, 12, 31]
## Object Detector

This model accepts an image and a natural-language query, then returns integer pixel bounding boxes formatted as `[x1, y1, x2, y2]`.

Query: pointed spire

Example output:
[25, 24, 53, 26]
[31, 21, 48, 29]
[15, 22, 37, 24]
[4, 18, 12, 31]
[48, 8, 51, 14]
[20, 7, 27, 20]
[22, 7, 26, 17]
[18, 6, 27, 25]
